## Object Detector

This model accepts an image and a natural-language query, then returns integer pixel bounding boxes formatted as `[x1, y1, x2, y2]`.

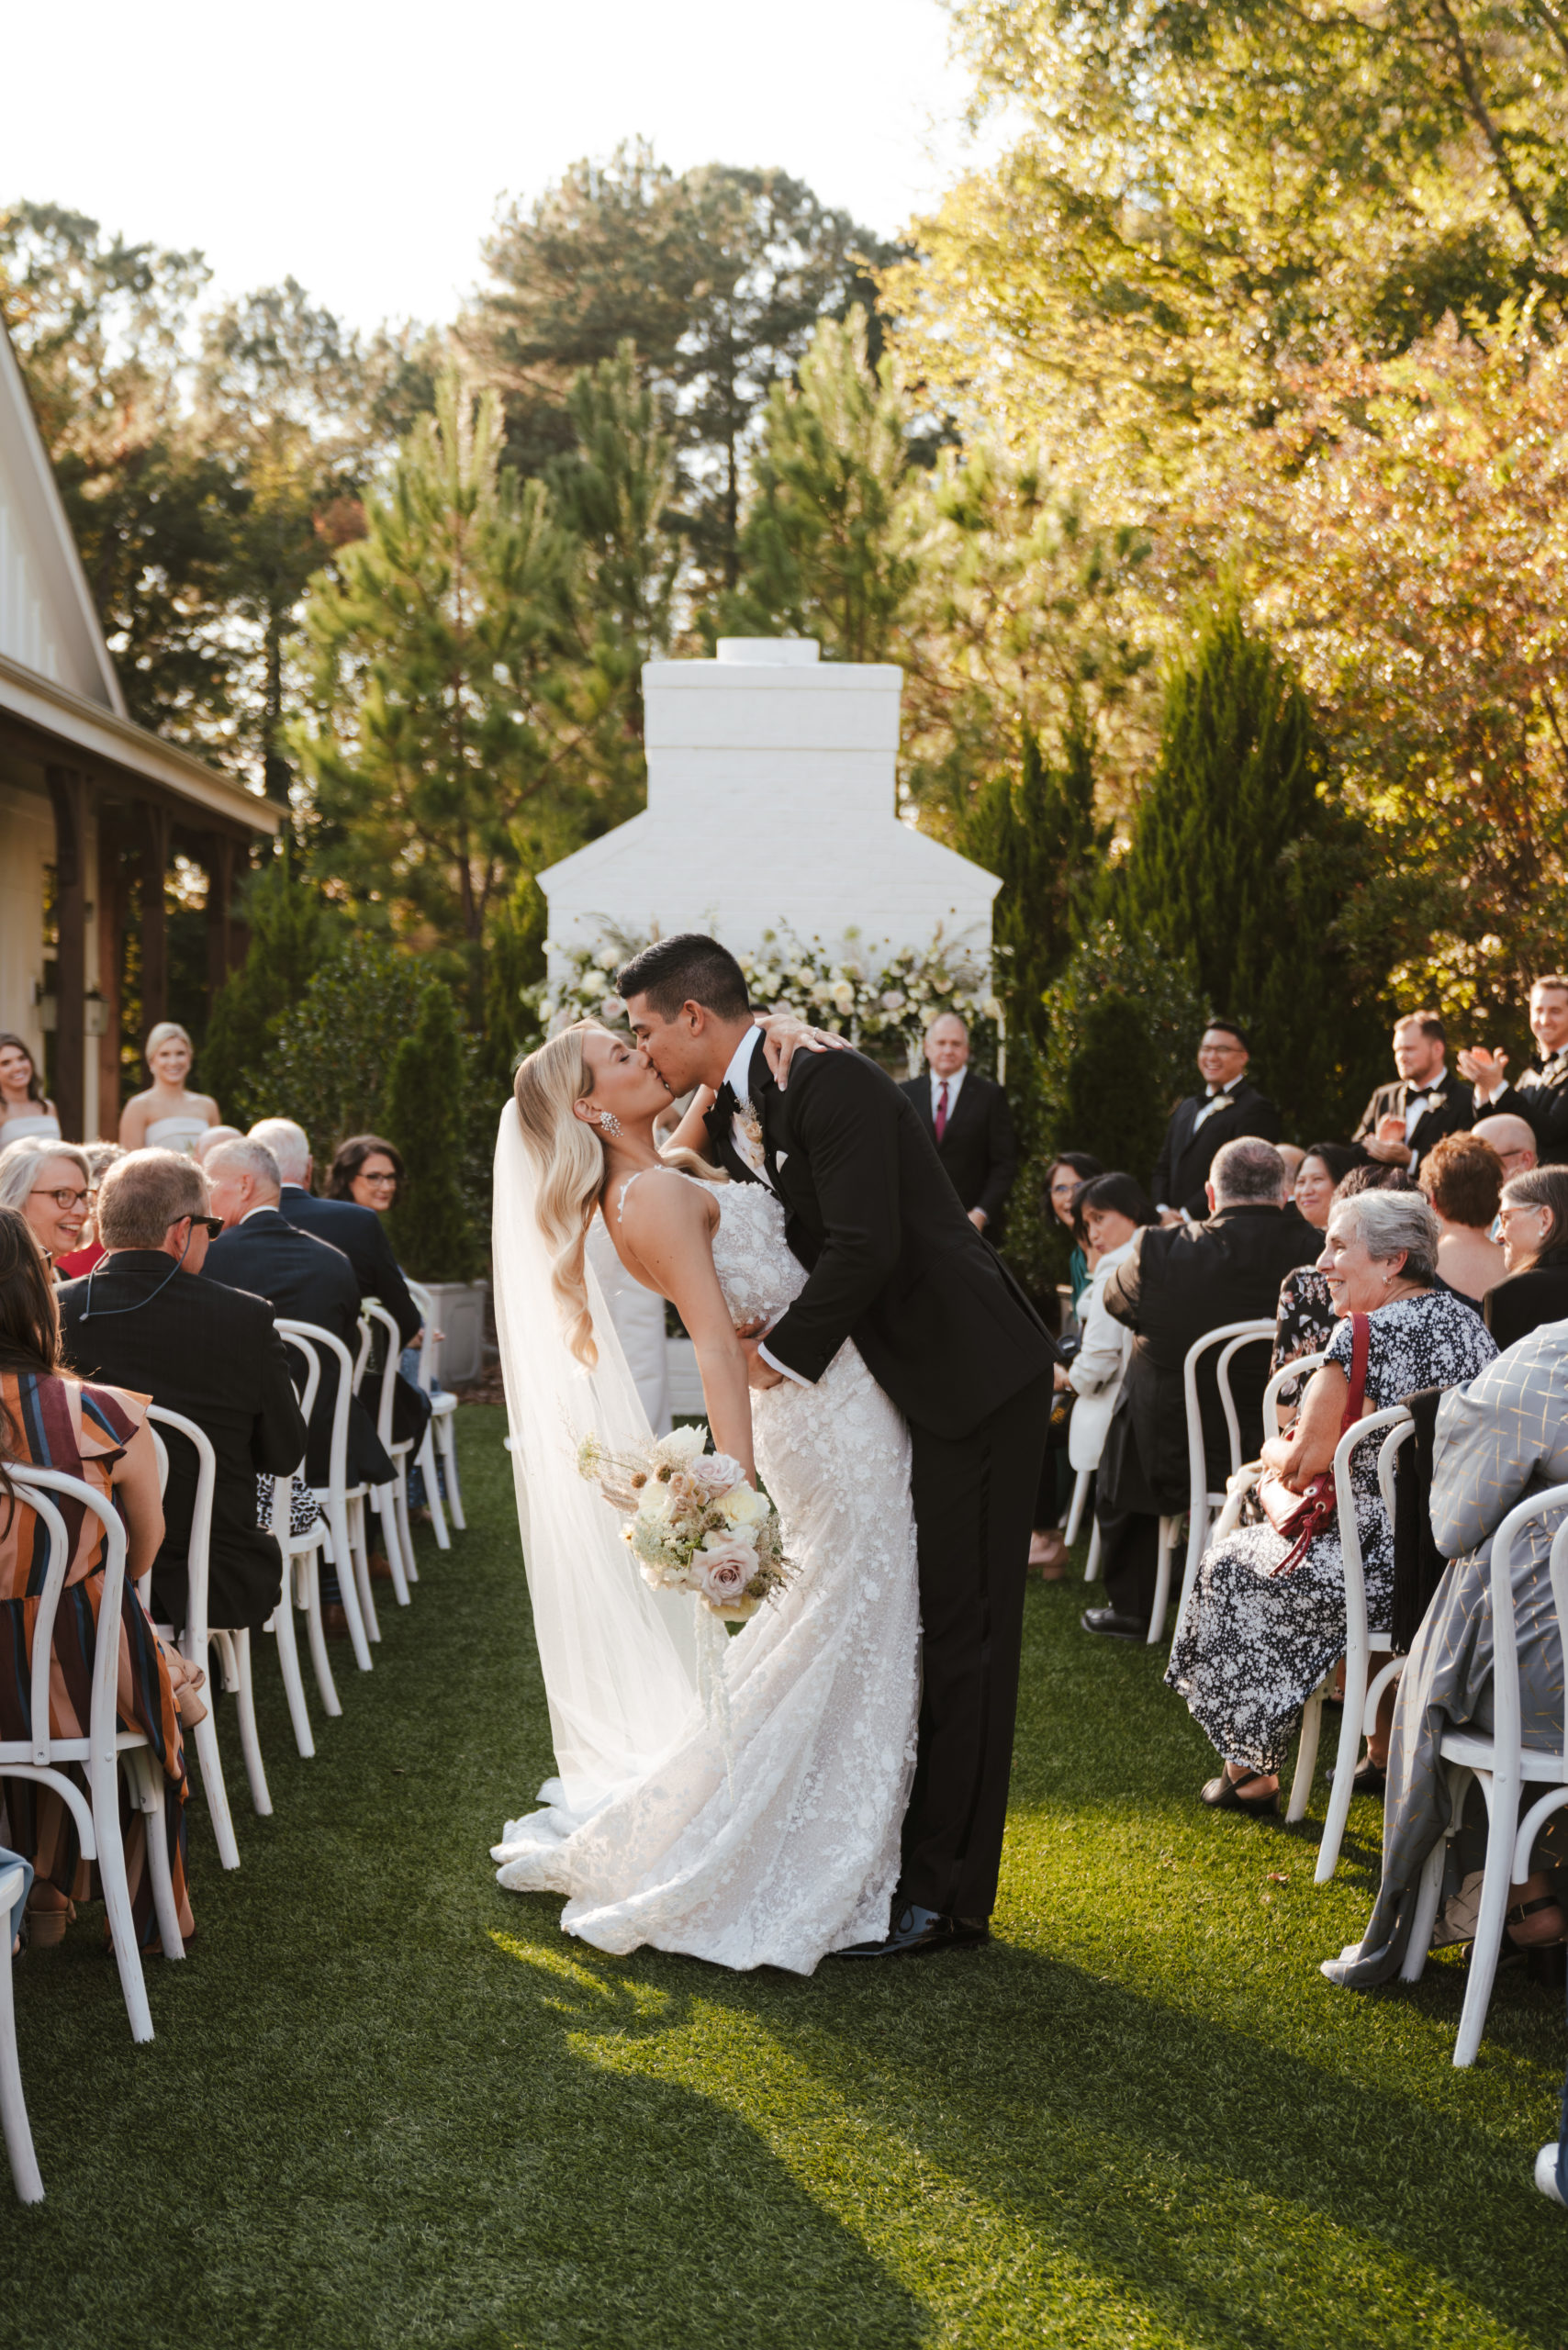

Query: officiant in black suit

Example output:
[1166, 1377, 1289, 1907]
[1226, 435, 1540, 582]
[899, 1013, 1017, 1241]
[621, 934, 1058, 1963]
[1350, 1011, 1472, 1177]
[199, 1136, 396, 1494]
[58, 1147, 307, 1636]
[1153, 1020, 1283, 1221]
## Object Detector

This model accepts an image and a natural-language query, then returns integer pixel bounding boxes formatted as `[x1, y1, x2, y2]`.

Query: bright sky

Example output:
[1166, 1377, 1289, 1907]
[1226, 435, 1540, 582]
[6, 0, 993, 333]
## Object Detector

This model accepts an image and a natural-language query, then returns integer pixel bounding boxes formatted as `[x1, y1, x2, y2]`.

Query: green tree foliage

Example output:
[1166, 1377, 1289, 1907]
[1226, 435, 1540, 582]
[960, 726, 1104, 1050]
[252, 934, 426, 1161]
[1039, 923, 1209, 1188]
[469, 141, 892, 588]
[478, 871, 549, 1095]
[385, 983, 479, 1280]
[727, 310, 914, 660]
[203, 857, 345, 1124]
[1111, 605, 1382, 1136]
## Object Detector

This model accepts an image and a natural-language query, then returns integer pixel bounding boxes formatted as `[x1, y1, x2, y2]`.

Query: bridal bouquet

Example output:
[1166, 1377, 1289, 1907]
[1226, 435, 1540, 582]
[577, 1424, 789, 1621]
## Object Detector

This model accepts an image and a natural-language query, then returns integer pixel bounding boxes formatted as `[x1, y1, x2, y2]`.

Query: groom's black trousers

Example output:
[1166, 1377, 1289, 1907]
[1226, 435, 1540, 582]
[902, 1371, 1051, 1921]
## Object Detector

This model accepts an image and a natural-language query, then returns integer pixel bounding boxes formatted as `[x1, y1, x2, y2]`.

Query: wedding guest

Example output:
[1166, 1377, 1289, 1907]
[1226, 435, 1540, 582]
[58, 1150, 307, 1639]
[1032, 1151, 1104, 1567]
[1083, 1138, 1316, 1639]
[1321, 1318, 1563, 1991]
[1484, 1167, 1568, 1350]
[118, 1023, 222, 1154]
[0, 1138, 91, 1268]
[192, 1125, 244, 1169]
[1153, 1021, 1282, 1223]
[0, 1206, 195, 1951]
[1047, 1153, 1103, 1311]
[54, 1142, 123, 1281]
[1471, 1111, 1537, 1182]
[0, 1035, 60, 1144]
[250, 1119, 420, 1350]
[1460, 973, 1568, 1165]
[1271, 1144, 1361, 1372]
[1418, 1131, 1506, 1303]
[1351, 1011, 1471, 1176]
[899, 1015, 1018, 1240]
[327, 1134, 403, 1212]
[1057, 1175, 1157, 1587]
[326, 1132, 448, 1494]
[1276, 1143, 1306, 1192]
[1168, 1190, 1495, 1811]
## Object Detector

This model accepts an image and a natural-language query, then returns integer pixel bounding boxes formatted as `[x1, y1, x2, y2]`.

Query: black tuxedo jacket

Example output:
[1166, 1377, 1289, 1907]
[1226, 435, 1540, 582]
[1351, 1073, 1471, 1174]
[897, 1070, 1018, 1234]
[58, 1252, 306, 1634]
[703, 1045, 1056, 1439]
[1102, 1203, 1320, 1510]
[278, 1187, 420, 1346]
[1153, 1081, 1282, 1219]
[199, 1210, 395, 1491]
[1488, 1060, 1568, 1165]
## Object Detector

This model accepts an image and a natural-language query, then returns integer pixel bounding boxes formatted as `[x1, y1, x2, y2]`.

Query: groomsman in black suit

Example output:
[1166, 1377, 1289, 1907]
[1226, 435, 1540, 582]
[1152, 1020, 1282, 1223]
[248, 1118, 421, 1348]
[58, 1148, 307, 1638]
[1350, 1011, 1472, 1177]
[1459, 975, 1568, 1166]
[898, 1013, 1018, 1242]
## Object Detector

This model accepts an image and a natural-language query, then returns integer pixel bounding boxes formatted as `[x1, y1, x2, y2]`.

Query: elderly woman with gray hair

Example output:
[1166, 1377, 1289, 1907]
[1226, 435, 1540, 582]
[1167, 1189, 1496, 1811]
[0, 1136, 93, 1269]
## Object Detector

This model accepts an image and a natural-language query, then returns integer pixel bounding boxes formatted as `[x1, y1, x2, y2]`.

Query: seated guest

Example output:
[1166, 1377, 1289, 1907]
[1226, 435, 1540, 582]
[250, 1118, 420, 1348]
[1056, 1175, 1158, 1584]
[324, 1131, 446, 1502]
[1484, 1167, 1568, 1350]
[1168, 1191, 1495, 1811]
[1419, 1130, 1506, 1302]
[0, 1138, 91, 1270]
[1047, 1153, 1104, 1314]
[58, 1150, 307, 1638]
[192, 1125, 244, 1169]
[0, 1207, 195, 1951]
[1274, 1156, 1406, 1372]
[1083, 1138, 1318, 1639]
[1154, 1022, 1282, 1223]
[1322, 1316, 1566, 1989]
[200, 1139, 396, 1500]
[1032, 1151, 1105, 1569]
[899, 1014, 1018, 1240]
[54, 1142, 124, 1281]
[1276, 1142, 1306, 1191]
[1471, 1111, 1537, 1184]
[327, 1133, 404, 1213]
[1352, 1010, 1472, 1177]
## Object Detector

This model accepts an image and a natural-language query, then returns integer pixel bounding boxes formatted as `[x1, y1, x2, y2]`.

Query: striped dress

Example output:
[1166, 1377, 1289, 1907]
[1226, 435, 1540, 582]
[0, 1371, 192, 1950]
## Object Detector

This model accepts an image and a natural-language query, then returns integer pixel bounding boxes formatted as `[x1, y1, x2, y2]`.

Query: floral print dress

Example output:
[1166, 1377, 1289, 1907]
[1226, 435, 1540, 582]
[1166, 1288, 1496, 1774]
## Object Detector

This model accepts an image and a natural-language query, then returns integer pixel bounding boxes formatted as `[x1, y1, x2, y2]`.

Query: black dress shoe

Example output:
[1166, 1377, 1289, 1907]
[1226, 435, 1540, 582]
[1326, 1751, 1385, 1797]
[831, 1904, 991, 1960]
[1081, 1606, 1145, 1641]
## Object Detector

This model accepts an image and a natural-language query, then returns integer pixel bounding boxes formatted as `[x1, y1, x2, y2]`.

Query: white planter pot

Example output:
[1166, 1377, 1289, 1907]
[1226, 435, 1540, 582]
[421, 1280, 490, 1384]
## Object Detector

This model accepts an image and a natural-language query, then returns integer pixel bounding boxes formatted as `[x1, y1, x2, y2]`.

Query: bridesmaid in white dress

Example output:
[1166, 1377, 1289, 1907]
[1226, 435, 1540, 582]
[118, 1023, 222, 1154]
[0, 1035, 61, 1144]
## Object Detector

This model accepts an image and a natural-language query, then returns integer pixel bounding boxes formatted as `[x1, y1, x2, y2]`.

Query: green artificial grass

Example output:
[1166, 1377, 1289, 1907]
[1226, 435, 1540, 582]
[4, 1404, 1566, 2348]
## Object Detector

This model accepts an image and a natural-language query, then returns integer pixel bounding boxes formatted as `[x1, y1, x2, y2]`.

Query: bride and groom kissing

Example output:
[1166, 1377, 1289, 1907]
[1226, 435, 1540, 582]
[492, 932, 1057, 1972]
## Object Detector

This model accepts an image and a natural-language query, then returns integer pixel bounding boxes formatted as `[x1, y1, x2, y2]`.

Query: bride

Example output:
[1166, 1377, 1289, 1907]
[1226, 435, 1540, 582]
[490, 1018, 920, 1974]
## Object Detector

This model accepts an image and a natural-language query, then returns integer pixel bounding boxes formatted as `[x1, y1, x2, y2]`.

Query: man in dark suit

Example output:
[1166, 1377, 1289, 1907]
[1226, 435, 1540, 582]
[1459, 976, 1568, 1166]
[1351, 1011, 1472, 1177]
[199, 1137, 395, 1496]
[248, 1117, 420, 1347]
[1084, 1137, 1318, 1639]
[898, 1013, 1017, 1241]
[1153, 1020, 1282, 1222]
[620, 933, 1058, 1961]
[58, 1147, 307, 1636]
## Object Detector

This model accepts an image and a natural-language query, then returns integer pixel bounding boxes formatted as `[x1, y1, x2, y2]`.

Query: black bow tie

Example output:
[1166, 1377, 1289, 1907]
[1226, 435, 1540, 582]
[715, 1080, 740, 1121]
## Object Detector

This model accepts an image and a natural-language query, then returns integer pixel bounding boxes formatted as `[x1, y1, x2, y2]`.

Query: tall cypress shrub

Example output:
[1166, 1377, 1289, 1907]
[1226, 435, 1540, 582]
[386, 982, 478, 1281]
[1114, 603, 1381, 1137]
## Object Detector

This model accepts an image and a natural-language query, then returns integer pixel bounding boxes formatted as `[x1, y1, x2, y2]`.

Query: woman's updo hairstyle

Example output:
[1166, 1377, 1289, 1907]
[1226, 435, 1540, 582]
[512, 1023, 607, 1368]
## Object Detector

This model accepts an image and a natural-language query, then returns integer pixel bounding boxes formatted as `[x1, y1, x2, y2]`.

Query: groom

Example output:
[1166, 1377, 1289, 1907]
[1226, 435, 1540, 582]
[619, 933, 1058, 1957]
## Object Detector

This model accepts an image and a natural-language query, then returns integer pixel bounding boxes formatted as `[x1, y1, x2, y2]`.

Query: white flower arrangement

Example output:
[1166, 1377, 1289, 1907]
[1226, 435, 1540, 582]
[577, 1422, 790, 1622]
[542, 923, 1001, 1074]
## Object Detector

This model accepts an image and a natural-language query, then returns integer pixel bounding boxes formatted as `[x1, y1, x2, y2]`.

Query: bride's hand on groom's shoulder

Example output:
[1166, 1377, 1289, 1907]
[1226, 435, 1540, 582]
[756, 1012, 854, 1090]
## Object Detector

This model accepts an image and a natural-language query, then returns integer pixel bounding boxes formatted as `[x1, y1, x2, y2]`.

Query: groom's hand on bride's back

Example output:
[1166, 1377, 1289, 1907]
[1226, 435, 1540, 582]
[755, 1013, 855, 1090]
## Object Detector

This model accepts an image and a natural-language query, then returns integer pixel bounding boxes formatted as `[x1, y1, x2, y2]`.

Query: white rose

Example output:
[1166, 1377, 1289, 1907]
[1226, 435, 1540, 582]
[810, 980, 833, 1005]
[880, 990, 906, 1012]
[832, 982, 855, 1012]
[595, 945, 620, 969]
[599, 994, 625, 1022]
[688, 1450, 745, 1496]
[653, 1426, 707, 1465]
[720, 1484, 770, 1528]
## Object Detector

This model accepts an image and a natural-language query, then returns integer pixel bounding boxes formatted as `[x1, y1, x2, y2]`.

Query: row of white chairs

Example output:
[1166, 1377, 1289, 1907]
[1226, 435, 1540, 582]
[0, 1284, 466, 2198]
[1072, 1316, 1568, 2069]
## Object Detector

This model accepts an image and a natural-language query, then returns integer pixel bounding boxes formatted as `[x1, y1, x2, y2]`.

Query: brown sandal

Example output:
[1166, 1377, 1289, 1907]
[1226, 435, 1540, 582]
[25, 1896, 74, 1949]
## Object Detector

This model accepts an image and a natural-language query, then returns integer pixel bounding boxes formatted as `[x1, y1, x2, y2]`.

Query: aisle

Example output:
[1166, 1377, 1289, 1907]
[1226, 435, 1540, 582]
[4, 1405, 1565, 2349]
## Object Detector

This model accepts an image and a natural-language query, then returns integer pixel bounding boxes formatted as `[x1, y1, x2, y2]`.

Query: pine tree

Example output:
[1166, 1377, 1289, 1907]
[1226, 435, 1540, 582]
[385, 983, 478, 1281]
[1039, 923, 1209, 1191]
[726, 310, 913, 662]
[961, 723, 1103, 1051]
[202, 856, 342, 1125]
[1113, 604, 1381, 1137]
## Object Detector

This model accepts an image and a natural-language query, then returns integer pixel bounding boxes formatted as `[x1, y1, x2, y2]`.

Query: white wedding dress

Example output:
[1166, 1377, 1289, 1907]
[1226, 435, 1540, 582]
[492, 1173, 921, 1974]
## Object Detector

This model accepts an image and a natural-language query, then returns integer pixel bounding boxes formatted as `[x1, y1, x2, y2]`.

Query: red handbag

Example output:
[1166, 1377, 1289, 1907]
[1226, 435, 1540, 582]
[1255, 1311, 1371, 1576]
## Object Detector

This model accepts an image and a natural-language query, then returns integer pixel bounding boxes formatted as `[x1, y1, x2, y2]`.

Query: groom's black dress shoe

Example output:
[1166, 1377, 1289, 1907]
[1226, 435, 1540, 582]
[1081, 1606, 1146, 1642]
[831, 1904, 991, 1960]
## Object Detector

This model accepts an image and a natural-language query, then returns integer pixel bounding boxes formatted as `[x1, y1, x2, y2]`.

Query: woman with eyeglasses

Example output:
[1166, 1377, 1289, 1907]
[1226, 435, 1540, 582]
[1483, 1166, 1568, 1352]
[1046, 1153, 1104, 1311]
[0, 1034, 61, 1145]
[327, 1134, 405, 1213]
[0, 1137, 92, 1270]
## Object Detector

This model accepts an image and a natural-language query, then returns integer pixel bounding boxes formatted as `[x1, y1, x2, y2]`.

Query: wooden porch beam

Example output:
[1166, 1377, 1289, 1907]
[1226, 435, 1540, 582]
[139, 800, 172, 1042]
[45, 763, 88, 1141]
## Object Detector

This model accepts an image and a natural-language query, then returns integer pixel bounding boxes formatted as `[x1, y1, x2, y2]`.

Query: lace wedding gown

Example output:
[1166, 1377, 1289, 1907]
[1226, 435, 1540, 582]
[492, 1176, 920, 1974]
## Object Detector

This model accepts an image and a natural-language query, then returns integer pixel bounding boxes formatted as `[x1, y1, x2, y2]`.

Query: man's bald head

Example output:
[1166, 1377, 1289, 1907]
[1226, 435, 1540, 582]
[1473, 1113, 1537, 1176]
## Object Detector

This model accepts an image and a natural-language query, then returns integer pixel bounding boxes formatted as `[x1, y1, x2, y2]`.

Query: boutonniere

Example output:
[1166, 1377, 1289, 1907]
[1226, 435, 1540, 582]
[1207, 1094, 1234, 1113]
[740, 1110, 764, 1151]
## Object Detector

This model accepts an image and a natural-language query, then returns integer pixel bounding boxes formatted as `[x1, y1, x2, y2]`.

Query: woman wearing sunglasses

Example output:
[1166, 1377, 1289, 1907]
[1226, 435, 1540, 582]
[0, 1138, 93, 1271]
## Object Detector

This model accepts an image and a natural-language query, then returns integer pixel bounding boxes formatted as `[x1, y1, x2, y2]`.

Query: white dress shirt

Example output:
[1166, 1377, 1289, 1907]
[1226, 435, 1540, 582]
[929, 1064, 967, 1122]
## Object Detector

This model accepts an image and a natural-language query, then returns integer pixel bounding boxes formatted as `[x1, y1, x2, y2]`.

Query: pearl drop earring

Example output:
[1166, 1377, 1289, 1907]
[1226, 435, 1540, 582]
[598, 1110, 622, 1137]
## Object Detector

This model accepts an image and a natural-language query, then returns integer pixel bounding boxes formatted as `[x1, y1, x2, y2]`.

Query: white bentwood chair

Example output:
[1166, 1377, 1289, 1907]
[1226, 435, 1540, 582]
[0, 1861, 41, 2202]
[364, 1302, 418, 1595]
[274, 1319, 376, 1669]
[406, 1276, 465, 1542]
[0, 1466, 182, 2042]
[146, 1406, 239, 1870]
[1156, 1320, 1277, 1646]
[1399, 1485, 1568, 2068]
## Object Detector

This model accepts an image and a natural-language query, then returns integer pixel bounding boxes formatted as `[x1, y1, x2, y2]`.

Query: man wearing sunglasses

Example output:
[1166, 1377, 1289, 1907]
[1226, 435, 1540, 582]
[58, 1148, 307, 1641]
